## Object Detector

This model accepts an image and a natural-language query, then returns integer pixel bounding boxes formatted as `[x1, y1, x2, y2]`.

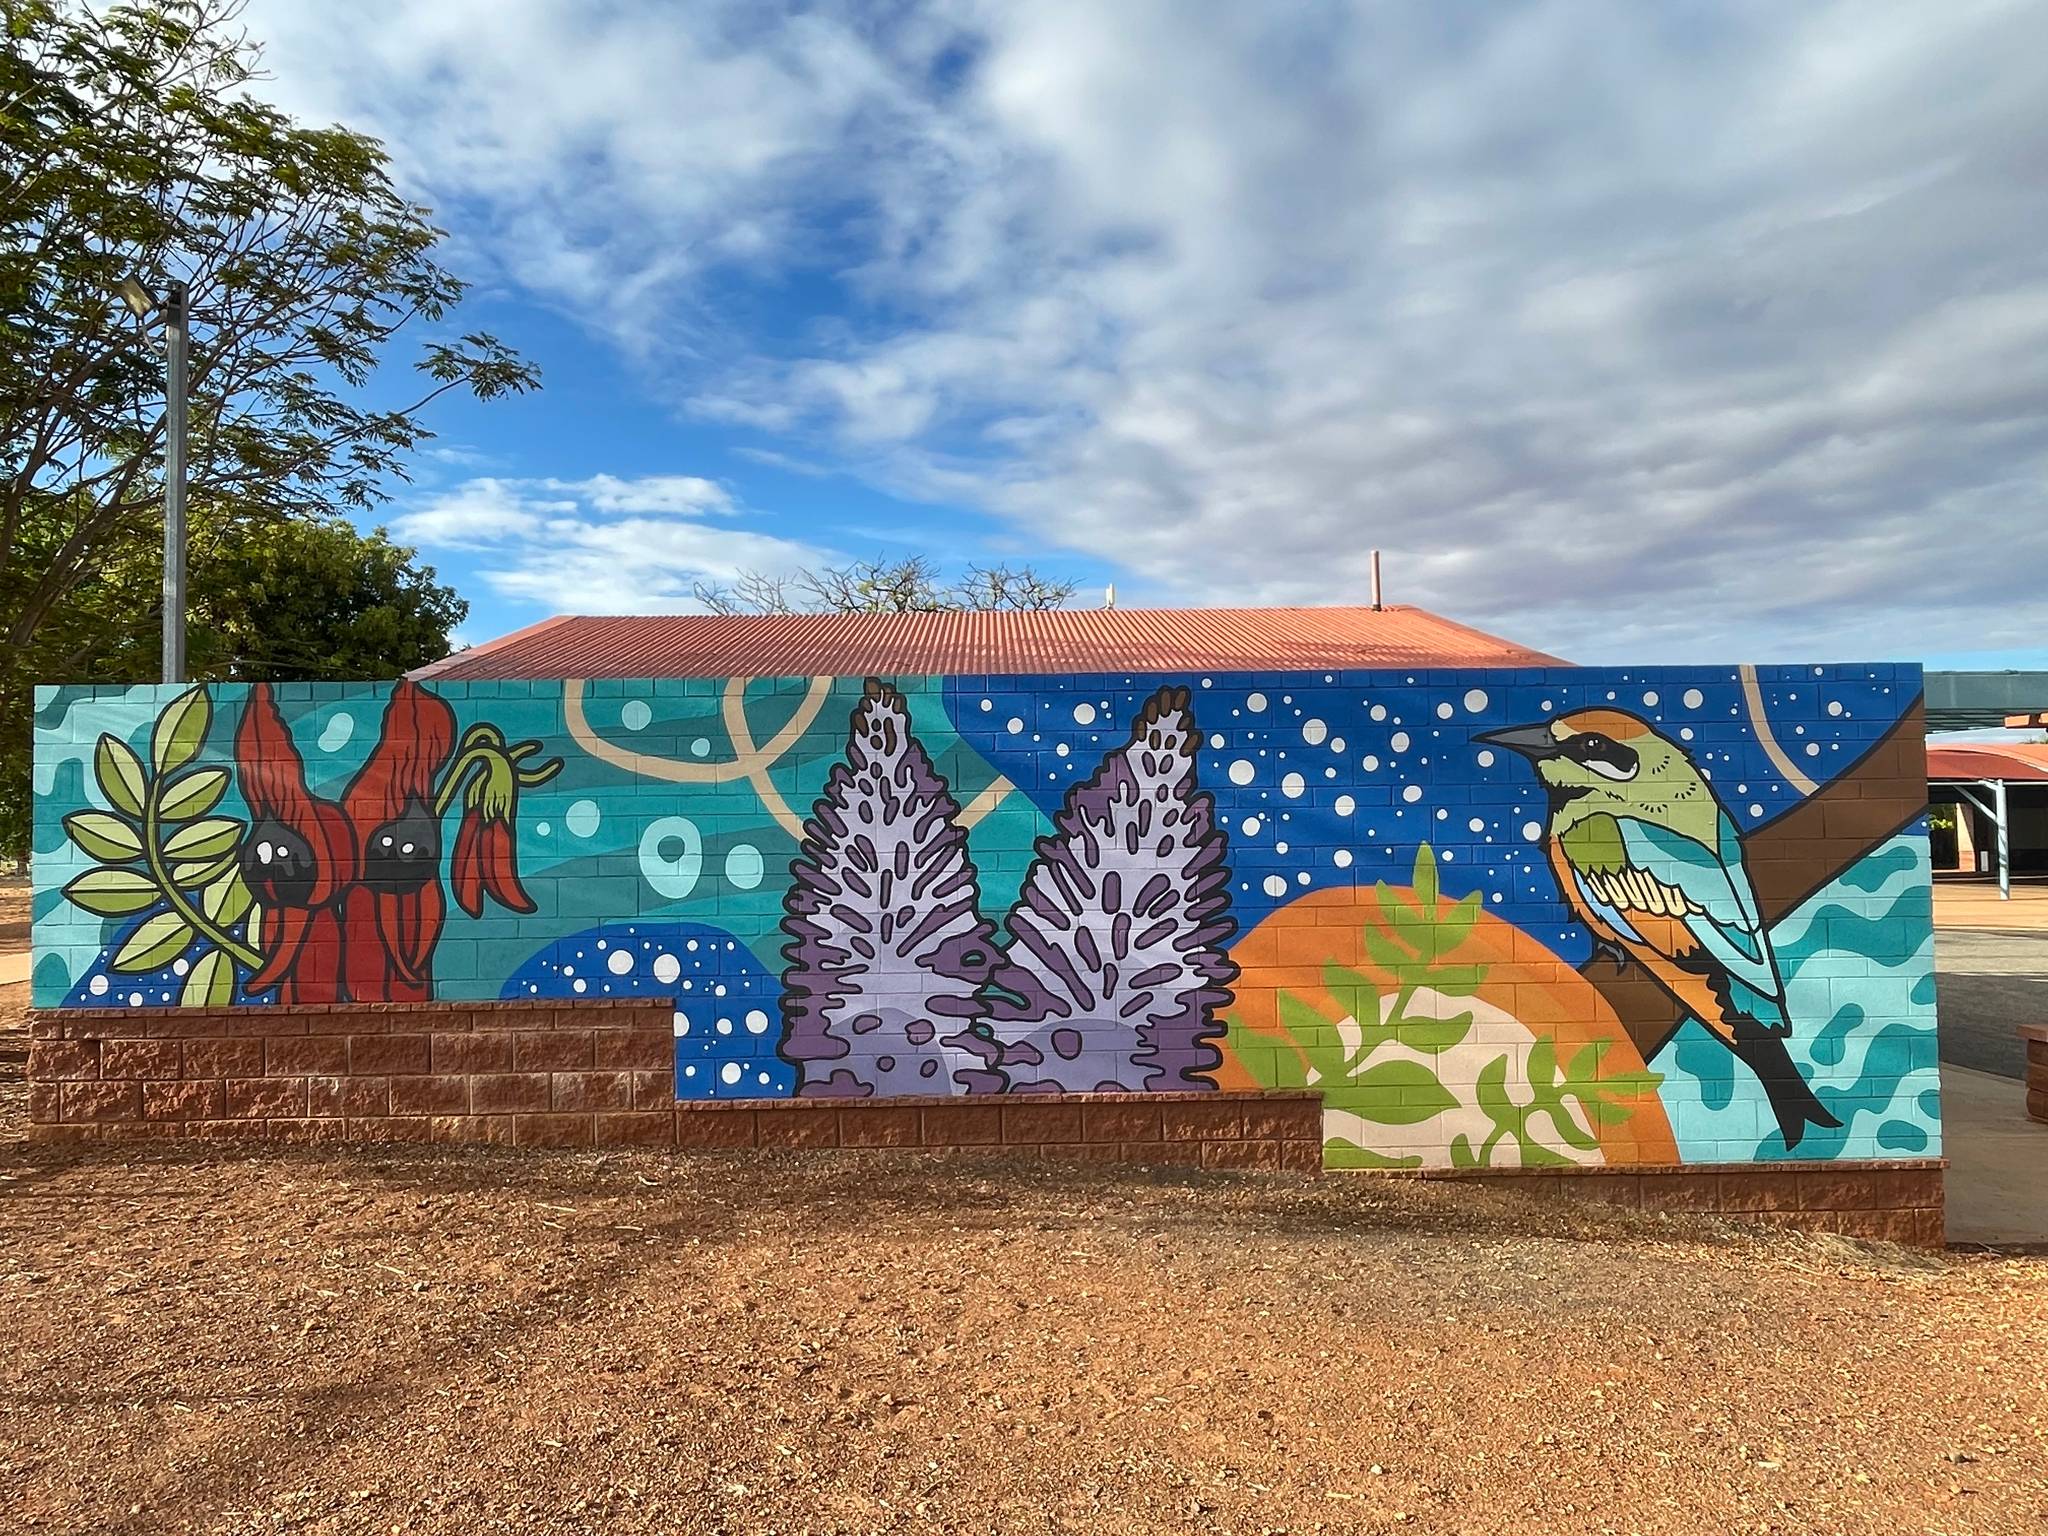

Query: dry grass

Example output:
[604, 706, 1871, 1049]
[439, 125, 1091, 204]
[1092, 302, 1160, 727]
[2, 878, 2046, 1534]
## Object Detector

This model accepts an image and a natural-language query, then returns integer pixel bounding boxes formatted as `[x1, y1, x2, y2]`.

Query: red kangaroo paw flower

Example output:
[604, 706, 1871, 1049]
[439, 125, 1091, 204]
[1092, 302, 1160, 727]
[235, 684, 356, 997]
[479, 814, 537, 915]
[340, 681, 457, 1001]
[451, 810, 486, 919]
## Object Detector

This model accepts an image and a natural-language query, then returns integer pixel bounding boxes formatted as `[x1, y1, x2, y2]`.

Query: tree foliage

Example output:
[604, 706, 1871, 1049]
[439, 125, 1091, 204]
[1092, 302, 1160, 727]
[0, 0, 536, 855]
[695, 555, 1076, 615]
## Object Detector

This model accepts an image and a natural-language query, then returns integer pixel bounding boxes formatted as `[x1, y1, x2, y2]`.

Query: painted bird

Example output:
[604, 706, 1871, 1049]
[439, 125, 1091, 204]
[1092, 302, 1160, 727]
[1478, 709, 1840, 1150]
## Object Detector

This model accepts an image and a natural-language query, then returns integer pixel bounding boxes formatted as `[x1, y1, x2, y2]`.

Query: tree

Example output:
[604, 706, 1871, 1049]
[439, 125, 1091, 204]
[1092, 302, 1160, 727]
[988, 687, 1239, 1092]
[695, 556, 1076, 614]
[1, 0, 536, 855]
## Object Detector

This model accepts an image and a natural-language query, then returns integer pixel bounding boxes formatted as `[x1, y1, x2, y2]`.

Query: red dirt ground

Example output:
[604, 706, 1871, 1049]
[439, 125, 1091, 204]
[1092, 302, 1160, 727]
[2, 880, 2044, 1534]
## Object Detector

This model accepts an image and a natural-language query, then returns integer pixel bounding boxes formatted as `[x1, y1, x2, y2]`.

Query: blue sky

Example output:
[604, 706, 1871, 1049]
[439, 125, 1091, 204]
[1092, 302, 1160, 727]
[239, 0, 2048, 675]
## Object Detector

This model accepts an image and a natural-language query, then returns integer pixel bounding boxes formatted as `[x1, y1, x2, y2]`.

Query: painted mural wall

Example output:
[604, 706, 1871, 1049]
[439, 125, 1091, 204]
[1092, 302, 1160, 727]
[31, 664, 1938, 1168]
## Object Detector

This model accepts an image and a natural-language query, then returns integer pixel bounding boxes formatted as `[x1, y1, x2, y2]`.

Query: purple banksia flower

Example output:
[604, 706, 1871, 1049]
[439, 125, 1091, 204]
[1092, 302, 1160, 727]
[778, 680, 1005, 1096]
[989, 687, 1237, 1091]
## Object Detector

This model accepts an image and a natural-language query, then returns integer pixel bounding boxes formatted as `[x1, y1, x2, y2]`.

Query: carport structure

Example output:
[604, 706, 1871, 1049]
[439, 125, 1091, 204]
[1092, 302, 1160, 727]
[1927, 742, 2048, 899]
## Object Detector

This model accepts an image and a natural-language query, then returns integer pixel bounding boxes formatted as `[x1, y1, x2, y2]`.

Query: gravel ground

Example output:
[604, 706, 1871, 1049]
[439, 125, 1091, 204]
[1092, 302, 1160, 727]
[3, 881, 2046, 1535]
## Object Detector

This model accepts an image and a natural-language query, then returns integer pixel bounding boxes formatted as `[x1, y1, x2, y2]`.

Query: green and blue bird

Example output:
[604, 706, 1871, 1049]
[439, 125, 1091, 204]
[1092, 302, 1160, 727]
[1479, 708, 1840, 1150]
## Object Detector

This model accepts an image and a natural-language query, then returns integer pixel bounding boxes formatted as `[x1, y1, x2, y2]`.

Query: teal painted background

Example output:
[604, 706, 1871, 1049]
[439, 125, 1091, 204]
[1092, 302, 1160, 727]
[31, 664, 1938, 1167]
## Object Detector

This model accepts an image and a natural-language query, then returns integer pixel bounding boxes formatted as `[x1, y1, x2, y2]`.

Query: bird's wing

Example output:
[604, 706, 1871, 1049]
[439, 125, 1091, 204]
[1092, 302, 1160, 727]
[1554, 818, 1646, 945]
[1613, 813, 1787, 1024]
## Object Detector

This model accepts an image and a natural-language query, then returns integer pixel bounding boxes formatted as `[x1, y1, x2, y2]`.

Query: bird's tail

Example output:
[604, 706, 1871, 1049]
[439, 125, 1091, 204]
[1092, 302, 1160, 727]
[1729, 1017, 1841, 1151]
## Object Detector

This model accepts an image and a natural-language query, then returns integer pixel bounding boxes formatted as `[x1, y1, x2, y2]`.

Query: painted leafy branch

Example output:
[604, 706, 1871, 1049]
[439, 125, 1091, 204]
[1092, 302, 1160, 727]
[60, 686, 256, 1004]
[778, 680, 1006, 1096]
[988, 686, 1238, 1092]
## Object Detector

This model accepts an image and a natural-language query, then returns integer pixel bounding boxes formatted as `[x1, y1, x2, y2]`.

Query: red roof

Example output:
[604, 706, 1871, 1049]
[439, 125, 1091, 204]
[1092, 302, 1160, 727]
[1928, 742, 2048, 783]
[412, 605, 1564, 681]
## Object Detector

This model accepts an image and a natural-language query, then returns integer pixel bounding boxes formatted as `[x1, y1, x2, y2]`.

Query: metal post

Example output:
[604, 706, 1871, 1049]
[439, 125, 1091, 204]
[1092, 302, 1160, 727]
[1994, 775, 2010, 900]
[162, 279, 188, 684]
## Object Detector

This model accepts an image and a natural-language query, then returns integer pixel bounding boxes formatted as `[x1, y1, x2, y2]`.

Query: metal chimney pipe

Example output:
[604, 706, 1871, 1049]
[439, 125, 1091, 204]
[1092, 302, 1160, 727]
[1370, 549, 1383, 611]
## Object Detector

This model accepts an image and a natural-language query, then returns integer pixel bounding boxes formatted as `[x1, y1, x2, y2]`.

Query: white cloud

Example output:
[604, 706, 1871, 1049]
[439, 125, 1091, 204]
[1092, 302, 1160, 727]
[393, 475, 827, 612]
[249, 0, 2048, 658]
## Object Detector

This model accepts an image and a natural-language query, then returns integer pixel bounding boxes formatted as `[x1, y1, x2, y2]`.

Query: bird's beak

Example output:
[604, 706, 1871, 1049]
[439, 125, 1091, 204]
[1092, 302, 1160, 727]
[1475, 723, 1560, 760]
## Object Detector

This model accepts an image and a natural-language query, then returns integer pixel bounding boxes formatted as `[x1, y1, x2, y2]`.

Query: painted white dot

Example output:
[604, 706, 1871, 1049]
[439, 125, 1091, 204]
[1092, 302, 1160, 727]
[979, 698, 992, 711]
[1828, 700, 1844, 717]
[1334, 849, 1353, 868]
[566, 799, 601, 837]
[171, 957, 189, 976]
[1302, 718, 1327, 745]
[1679, 727, 1694, 741]
[621, 699, 652, 731]
[1335, 794, 1356, 816]
[608, 949, 634, 976]
[1055, 742, 1070, 758]
[1463, 688, 1489, 713]
[1281, 772, 1305, 799]
[745, 1009, 770, 1034]
[690, 738, 711, 758]
[653, 953, 681, 985]
[1805, 742, 1820, 757]
[1228, 759, 1256, 786]
[1297, 871, 1312, 886]
[572, 978, 587, 994]
[1749, 803, 1764, 818]
[1370, 704, 1387, 721]
[1247, 692, 1268, 712]
[1262, 875, 1288, 897]
[1469, 817, 1485, 833]
[399, 842, 415, 856]
[1073, 702, 1096, 726]
[89, 974, 108, 996]
[536, 822, 551, 836]
[1362, 755, 1379, 772]
[129, 992, 143, 1007]
[674, 1012, 691, 1036]
[721, 1063, 743, 1085]
[1683, 688, 1704, 709]
[1390, 731, 1410, 752]
[1522, 821, 1543, 842]
[1329, 736, 1346, 753]
[1402, 785, 1423, 803]
[1436, 808, 1449, 821]
[1476, 749, 1495, 767]
[1006, 717, 1024, 735]
[1241, 815, 1263, 837]
[1642, 690, 1659, 707]
[1436, 702, 1454, 720]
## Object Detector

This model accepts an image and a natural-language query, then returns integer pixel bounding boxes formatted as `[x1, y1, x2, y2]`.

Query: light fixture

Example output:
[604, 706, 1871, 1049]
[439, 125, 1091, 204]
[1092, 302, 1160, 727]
[116, 273, 157, 320]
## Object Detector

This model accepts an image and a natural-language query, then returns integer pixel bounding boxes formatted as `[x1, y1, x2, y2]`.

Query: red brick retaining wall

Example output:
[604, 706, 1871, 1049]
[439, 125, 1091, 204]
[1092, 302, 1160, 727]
[2023, 1026, 2048, 1123]
[26, 999, 1942, 1244]
[25, 999, 1321, 1168]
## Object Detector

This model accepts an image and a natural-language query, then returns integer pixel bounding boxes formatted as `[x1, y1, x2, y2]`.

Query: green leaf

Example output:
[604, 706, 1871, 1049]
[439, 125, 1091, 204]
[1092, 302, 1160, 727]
[160, 817, 244, 861]
[63, 868, 164, 917]
[112, 911, 194, 973]
[64, 810, 144, 863]
[1338, 1060, 1461, 1125]
[1360, 923, 1417, 975]
[1411, 843, 1439, 912]
[170, 853, 239, 889]
[180, 949, 237, 1007]
[1393, 1009, 1474, 1055]
[202, 869, 254, 927]
[151, 686, 214, 774]
[95, 734, 148, 817]
[157, 766, 230, 822]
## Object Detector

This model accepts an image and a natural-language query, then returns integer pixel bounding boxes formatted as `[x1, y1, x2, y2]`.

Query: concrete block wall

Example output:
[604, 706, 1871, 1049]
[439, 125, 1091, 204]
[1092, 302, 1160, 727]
[30, 663, 1939, 1210]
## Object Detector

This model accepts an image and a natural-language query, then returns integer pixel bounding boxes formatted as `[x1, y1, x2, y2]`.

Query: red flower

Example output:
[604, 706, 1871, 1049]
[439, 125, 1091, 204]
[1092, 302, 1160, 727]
[235, 684, 356, 1003]
[339, 681, 456, 1003]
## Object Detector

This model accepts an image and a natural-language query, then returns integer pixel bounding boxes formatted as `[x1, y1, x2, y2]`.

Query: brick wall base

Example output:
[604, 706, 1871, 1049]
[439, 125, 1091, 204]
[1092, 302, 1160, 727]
[1353, 1162, 1946, 1248]
[25, 1000, 1320, 1170]
[2022, 1026, 2048, 1123]
[29, 1001, 1945, 1244]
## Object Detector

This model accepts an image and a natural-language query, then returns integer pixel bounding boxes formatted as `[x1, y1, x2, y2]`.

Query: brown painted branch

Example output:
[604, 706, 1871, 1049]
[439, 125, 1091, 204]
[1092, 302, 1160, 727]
[1584, 697, 1928, 1061]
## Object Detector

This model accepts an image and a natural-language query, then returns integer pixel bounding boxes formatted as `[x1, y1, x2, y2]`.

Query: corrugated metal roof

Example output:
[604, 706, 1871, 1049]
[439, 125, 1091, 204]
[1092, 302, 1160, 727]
[1928, 742, 2048, 783]
[411, 605, 1566, 681]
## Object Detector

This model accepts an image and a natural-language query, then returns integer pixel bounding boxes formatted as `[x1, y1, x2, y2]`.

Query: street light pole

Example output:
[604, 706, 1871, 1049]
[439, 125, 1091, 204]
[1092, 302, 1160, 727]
[161, 279, 189, 684]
